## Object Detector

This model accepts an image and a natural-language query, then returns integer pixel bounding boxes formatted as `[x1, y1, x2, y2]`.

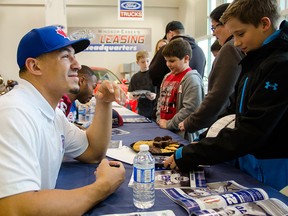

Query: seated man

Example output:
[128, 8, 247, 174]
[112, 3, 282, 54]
[58, 65, 97, 122]
[0, 25, 126, 215]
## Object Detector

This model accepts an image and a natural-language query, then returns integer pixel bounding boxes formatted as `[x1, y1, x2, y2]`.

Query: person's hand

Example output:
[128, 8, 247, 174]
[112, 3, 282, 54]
[145, 92, 156, 100]
[178, 121, 185, 131]
[95, 80, 126, 105]
[127, 92, 140, 100]
[164, 155, 178, 170]
[158, 119, 167, 129]
[94, 159, 126, 195]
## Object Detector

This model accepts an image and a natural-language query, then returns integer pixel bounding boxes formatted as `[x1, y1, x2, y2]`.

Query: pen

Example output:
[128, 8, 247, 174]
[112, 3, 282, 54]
[110, 163, 120, 168]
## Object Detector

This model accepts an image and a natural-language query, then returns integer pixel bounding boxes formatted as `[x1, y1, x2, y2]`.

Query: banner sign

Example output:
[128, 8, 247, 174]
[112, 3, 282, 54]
[68, 27, 151, 52]
[118, 0, 144, 20]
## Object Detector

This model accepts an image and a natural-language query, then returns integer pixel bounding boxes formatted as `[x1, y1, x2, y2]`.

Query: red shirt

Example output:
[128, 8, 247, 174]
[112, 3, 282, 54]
[160, 68, 191, 120]
[58, 94, 72, 116]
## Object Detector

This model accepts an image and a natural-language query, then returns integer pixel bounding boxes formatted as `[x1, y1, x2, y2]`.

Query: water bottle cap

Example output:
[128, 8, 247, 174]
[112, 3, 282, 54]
[139, 144, 149, 151]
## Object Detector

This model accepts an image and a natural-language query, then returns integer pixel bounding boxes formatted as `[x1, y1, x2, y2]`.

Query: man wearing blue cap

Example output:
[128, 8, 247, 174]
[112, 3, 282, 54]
[0, 25, 126, 215]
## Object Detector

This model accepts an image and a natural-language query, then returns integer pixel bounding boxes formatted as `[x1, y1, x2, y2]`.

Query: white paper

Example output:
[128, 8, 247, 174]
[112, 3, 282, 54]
[109, 140, 122, 148]
[112, 104, 138, 116]
[106, 145, 136, 165]
[112, 128, 130, 136]
[112, 101, 122, 107]
[102, 210, 175, 216]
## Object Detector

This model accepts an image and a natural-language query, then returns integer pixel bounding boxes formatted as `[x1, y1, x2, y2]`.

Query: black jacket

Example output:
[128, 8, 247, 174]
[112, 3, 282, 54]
[176, 20, 288, 171]
[149, 35, 206, 89]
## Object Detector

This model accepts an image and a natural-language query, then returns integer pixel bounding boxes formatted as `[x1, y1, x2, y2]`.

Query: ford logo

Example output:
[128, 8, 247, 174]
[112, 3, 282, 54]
[121, 2, 141, 10]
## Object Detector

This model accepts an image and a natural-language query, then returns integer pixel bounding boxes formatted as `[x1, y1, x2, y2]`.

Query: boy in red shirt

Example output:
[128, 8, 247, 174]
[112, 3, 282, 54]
[156, 38, 204, 141]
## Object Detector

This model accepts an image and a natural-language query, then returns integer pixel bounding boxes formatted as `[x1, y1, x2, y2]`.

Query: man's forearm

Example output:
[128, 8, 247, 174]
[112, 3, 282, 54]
[0, 181, 109, 216]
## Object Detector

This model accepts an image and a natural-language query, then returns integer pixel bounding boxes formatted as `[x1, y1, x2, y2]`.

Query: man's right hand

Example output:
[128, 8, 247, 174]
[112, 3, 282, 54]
[94, 158, 126, 196]
[0, 159, 126, 216]
[95, 80, 126, 106]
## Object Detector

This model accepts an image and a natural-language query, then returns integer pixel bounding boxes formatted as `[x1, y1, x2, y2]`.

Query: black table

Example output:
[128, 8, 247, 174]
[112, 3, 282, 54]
[56, 121, 288, 215]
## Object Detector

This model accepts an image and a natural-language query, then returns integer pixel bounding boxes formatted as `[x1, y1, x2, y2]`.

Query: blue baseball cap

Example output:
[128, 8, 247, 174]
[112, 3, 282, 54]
[17, 25, 90, 69]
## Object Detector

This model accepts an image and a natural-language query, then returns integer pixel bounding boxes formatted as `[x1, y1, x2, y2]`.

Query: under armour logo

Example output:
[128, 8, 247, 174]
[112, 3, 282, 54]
[265, 81, 278, 91]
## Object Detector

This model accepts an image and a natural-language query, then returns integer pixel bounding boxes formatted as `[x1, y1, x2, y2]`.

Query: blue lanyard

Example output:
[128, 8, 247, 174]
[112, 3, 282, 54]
[239, 77, 248, 114]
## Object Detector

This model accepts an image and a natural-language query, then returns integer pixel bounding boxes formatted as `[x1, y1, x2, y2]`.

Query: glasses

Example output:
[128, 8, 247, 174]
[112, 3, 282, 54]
[211, 23, 222, 32]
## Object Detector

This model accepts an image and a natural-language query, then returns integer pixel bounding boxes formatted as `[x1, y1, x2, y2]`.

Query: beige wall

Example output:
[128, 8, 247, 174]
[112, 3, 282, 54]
[0, 0, 207, 82]
[0, 4, 45, 81]
[180, 0, 207, 38]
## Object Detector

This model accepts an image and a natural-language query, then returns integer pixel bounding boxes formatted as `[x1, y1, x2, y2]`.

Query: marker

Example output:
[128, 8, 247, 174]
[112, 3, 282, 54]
[110, 163, 120, 168]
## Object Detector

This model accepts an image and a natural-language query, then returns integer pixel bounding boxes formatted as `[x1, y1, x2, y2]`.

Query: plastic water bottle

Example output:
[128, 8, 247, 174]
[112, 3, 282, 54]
[85, 104, 90, 122]
[133, 144, 155, 209]
[78, 104, 86, 122]
[89, 97, 96, 121]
